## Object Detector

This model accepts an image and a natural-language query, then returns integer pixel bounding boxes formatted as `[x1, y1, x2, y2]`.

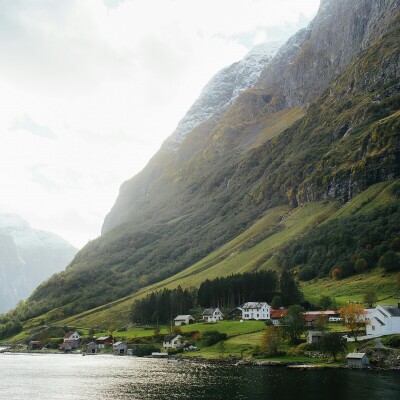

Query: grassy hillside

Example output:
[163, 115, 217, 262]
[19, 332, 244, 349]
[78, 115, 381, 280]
[30, 180, 397, 331]
[2, 12, 399, 342]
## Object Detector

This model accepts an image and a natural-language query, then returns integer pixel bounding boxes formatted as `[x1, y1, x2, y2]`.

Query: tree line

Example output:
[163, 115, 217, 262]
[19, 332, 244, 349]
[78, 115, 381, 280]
[130, 270, 304, 324]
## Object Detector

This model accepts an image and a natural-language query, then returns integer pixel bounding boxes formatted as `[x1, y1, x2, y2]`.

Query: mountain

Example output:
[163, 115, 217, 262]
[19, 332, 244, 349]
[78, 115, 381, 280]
[6, 0, 400, 328]
[163, 41, 282, 150]
[0, 214, 78, 313]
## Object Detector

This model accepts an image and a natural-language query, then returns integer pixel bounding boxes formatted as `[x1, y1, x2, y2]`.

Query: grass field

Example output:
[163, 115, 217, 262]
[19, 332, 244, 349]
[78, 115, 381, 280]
[301, 268, 399, 306]
[16, 180, 399, 336]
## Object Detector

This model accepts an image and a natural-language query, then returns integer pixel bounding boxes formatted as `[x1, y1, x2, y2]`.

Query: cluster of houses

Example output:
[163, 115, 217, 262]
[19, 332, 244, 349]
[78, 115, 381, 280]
[173, 302, 340, 327]
[26, 301, 400, 366]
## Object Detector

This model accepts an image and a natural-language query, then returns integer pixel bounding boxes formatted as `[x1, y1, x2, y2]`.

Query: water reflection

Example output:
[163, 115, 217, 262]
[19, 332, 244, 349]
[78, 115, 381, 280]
[0, 354, 399, 400]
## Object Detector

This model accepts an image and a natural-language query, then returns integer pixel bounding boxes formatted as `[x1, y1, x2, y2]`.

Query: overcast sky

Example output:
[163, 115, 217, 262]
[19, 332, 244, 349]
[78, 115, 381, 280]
[0, 0, 320, 248]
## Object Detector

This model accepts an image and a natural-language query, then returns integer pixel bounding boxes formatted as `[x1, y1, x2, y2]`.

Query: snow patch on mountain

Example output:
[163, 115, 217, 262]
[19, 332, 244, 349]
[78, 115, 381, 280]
[164, 41, 282, 150]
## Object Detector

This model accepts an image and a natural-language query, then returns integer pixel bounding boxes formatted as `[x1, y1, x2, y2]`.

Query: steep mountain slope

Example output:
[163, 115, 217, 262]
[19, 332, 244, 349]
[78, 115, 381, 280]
[0, 214, 77, 313]
[14, 0, 400, 324]
[163, 41, 282, 150]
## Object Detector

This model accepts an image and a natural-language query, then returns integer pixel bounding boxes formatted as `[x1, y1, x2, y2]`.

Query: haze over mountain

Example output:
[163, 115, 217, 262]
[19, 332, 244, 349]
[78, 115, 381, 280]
[0, 214, 77, 313]
[3, 0, 399, 330]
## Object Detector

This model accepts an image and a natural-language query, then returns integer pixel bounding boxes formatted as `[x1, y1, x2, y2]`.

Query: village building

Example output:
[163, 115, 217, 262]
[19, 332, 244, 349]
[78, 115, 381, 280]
[95, 335, 114, 348]
[87, 342, 100, 354]
[202, 308, 223, 323]
[228, 307, 243, 320]
[113, 341, 128, 355]
[270, 309, 288, 325]
[306, 331, 324, 344]
[346, 353, 370, 367]
[163, 334, 184, 351]
[366, 305, 400, 336]
[63, 331, 81, 349]
[59, 342, 72, 352]
[28, 341, 45, 350]
[240, 302, 270, 320]
[174, 315, 195, 326]
[304, 311, 339, 327]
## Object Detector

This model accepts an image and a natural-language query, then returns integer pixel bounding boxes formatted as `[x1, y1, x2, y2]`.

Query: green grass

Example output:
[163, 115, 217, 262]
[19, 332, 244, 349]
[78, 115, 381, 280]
[301, 268, 399, 306]
[180, 320, 265, 337]
[325, 180, 397, 222]
[57, 201, 339, 329]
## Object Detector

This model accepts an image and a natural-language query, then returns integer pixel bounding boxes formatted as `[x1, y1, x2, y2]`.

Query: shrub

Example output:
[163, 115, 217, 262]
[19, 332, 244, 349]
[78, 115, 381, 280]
[202, 331, 227, 346]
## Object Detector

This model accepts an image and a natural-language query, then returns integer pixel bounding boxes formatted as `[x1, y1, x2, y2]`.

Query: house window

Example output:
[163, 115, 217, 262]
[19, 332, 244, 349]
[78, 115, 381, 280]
[372, 326, 375, 330]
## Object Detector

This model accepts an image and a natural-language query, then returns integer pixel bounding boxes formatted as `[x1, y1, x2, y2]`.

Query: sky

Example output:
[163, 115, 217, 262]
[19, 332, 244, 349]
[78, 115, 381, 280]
[0, 0, 320, 249]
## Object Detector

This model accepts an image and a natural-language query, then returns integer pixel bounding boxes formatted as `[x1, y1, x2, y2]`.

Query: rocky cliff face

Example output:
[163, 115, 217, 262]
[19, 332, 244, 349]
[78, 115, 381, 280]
[24, 0, 400, 319]
[0, 214, 77, 313]
[256, 0, 399, 109]
[164, 42, 281, 150]
[102, 41, 281, 233]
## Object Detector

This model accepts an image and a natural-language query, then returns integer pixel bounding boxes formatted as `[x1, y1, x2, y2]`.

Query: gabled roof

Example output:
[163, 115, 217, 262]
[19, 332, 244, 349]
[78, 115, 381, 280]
[241, 302, 269, 309]
[270, 309, 288, 319]
[96, 336, 113, 341]
[202, 308, 220, 316]
[113, 341, 126, 347]
[381, 306, 400, 317]
[307, 331, 324, 336]
[346, 353, 368, 359]
[164, 334, 181, 343]
[174, 315, 193, 320]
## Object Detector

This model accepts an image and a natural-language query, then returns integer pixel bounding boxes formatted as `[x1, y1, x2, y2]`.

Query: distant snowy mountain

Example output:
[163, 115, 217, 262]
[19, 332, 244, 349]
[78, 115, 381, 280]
[0, 214, 77, 313]
[164, 41, 282, 149]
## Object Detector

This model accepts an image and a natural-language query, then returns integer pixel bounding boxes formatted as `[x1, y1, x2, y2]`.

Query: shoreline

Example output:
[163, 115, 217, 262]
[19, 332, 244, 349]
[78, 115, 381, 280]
[2, 349, 399, 371]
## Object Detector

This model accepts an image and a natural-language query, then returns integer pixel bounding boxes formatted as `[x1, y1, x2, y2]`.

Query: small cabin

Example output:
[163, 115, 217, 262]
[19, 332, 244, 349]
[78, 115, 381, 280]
[87, 342, 100, 354]
[306, 331, 324, 344]
[174, 315, 195, 326]
[28, 341, 45, 350]
[113, 341, 128, 355]
[346, 353, 370, 367]
[96, 335, 114, 348]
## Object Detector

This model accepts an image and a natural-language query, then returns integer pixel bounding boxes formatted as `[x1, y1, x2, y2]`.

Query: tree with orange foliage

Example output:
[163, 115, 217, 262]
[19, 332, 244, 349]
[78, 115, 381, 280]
[339, 303, 368, 342]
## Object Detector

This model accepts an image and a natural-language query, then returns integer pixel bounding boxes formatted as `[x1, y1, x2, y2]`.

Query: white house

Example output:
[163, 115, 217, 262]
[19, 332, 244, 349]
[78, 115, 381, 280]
[63, 331, 81, 348]
[163, 334, 184, 351]
[240, 302, 271, 320]
[202, 308, 223, 322]
[113, 341, 128, 355]
[366, 305, 400, 336]
[174, 315, 195, 326]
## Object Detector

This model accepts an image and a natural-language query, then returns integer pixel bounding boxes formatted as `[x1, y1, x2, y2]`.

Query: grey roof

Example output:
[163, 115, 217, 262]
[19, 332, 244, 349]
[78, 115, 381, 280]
[164, 334, 180, 343]
[307, 331, 324, 336]
[346, 353, 368, 359]
[203, 308, 218, 315]
[113, 341, 126, 347]
[174, 315, 193, 320]
[381, 306, 400, 317]
[241, 302, 269, 309]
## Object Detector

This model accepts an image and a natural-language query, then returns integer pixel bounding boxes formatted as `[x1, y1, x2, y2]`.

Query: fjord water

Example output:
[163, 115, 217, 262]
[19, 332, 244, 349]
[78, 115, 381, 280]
[1, 353, 399, 400]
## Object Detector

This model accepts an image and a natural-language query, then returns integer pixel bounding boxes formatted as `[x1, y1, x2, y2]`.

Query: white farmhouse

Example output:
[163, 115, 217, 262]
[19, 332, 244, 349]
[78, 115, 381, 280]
[202, 308, 223, 322]
[163, 334, 184, 351]
[174, 315, 195, 326]
[63, 331, 81, 348]
[366, 305, 400, 336]
[240, 302, 271, 320]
